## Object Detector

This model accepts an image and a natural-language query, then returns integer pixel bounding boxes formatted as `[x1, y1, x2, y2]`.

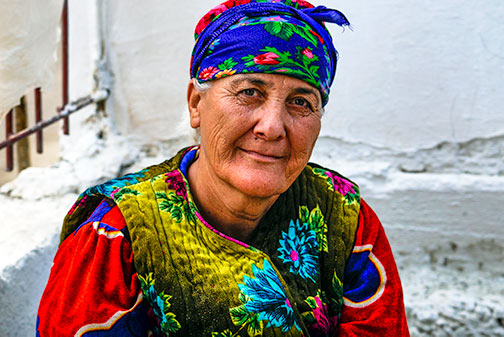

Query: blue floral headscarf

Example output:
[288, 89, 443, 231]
[191, 0, 350, 106]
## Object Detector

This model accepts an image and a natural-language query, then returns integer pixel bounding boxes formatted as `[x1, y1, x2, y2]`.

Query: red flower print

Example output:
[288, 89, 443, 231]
[195, 0, 254, 36]
[309, 29, 325, 44]
[195, 18, 210, 37]
[294, 0, 315, 9]
[326, 171, 356, 196]
[302, 48, 314, 59]
[307, 295, 338, 336]
[195, 4, 229, 36]
[198, 66, 219, 80]
[165, 171, 187, 198]
[230, 0, 252, 6]
[254, 52, 280, 65]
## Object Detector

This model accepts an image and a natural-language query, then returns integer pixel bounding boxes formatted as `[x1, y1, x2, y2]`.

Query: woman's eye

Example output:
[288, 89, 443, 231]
[242, 88, 257, 97]
[294, 98, 306, 106]
[292, 98, 313, 111]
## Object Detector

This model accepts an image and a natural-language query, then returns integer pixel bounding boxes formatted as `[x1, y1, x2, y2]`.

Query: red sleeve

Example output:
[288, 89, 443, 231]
[338, 199, 409, 336]
[36, 199, 149, 336]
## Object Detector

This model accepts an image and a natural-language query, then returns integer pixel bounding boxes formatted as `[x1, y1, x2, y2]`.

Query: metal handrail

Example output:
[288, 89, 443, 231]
[0, 0, 99, 172]
[0, 92, 107, 151]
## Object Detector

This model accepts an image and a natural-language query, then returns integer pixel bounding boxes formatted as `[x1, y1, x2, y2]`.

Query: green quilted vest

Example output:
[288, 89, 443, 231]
[61, 147, 360, 337]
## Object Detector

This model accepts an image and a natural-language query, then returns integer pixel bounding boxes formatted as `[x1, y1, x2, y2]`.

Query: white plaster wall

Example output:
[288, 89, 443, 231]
[0, 0, 63, 117]
[0, 1, 101, 335]
[107, 0, 222, 140]
[323, 0, 504, 150]
[108, 0, 504, 151]
[62, 0, 101, 138]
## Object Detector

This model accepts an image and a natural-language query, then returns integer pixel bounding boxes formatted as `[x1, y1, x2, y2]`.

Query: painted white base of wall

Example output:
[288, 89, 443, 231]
[0, 198, 64, 336]
[1, 126, 503, 336]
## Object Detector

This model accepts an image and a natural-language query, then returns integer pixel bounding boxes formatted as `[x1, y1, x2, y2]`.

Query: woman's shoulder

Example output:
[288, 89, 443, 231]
[38, 197, 148, 336]
[61, 198, 130, 244]
[80, 155, 183, 200]
[60, 148, 192, 243]
[303, 162, 361, 206]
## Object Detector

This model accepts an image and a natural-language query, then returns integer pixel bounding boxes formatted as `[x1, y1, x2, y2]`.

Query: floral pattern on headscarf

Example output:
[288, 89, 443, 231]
[191, 0, 350, 106]
[194, 0, 315, 39]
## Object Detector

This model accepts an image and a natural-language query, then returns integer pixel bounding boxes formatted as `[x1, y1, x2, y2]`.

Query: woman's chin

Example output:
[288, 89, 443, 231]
[226, 168, 289, 199]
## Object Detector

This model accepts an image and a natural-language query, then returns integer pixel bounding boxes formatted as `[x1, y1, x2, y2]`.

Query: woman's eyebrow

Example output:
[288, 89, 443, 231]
[230, 76, 272, 88]
[293, 87, 321, 104]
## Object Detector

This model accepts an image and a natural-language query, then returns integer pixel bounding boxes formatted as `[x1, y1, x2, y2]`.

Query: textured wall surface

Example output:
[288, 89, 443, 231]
[322, 1, 504, 150]
[107, 0, 504, 150]
[106, 0, 222, 138]
[0, 0, 63, 117]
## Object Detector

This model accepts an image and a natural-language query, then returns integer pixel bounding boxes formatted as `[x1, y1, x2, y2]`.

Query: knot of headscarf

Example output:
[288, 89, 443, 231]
[190, 0, 350, 106]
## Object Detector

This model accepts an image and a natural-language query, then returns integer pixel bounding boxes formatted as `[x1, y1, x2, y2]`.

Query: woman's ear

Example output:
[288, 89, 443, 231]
[187, 79, 202, 129]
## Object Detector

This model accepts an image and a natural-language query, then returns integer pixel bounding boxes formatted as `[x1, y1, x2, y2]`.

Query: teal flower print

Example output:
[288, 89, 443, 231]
[278, 219, 319, 282]
[138, 273, 181, 335]
[235, 259, 300, 332]
[83, 169, 147, 198]
[208, 38, 221, 53]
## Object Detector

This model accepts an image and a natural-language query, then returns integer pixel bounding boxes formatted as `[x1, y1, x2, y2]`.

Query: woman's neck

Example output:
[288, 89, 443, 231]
[187, 157, 278, 242]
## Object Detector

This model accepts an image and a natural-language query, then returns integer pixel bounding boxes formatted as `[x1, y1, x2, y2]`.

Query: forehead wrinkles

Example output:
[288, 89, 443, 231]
[229, 75, 273, 89]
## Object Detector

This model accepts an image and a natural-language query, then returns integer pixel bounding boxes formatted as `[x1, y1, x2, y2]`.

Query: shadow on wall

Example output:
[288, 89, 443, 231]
[0, 119, 60, 186]
[0, 64, 63, 186]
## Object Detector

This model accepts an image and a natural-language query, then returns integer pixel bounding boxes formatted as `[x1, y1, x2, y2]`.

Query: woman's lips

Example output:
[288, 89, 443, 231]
[240, 148, 284, 162]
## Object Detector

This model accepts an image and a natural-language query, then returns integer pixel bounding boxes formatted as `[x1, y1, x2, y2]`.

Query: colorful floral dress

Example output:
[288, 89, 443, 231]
[37, 147, 409, 336]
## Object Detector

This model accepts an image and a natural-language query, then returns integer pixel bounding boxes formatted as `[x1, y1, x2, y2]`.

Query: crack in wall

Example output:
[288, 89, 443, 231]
[314, 135, 504, 176]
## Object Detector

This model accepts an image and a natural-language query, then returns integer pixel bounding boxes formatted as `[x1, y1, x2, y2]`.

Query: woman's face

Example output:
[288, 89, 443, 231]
[188, 73, 322, 199]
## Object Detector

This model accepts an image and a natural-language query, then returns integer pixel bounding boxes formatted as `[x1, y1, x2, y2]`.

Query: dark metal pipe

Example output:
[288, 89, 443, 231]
[5, 109, 14, 171]
[0, 95, 93, 151]
[35, 87, 43, 153]
[62, 0, 69, 135]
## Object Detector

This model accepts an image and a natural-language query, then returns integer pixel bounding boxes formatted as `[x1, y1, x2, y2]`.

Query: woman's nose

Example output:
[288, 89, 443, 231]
[252, 100, 287, 141]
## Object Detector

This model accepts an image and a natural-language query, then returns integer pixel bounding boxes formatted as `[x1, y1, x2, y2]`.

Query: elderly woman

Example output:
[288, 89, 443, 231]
[37, 0, 409, 336]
